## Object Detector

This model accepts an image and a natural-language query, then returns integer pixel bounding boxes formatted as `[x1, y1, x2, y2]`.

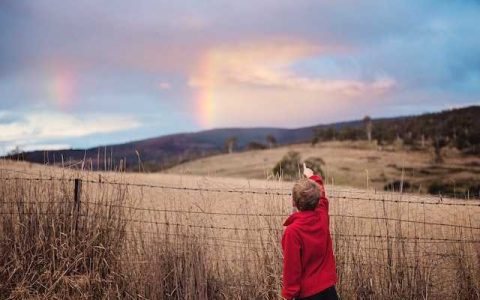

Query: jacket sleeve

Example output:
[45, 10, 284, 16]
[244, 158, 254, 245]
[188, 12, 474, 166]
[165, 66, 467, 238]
[309, 175, 329, 211]
[282, 228, 302, 299]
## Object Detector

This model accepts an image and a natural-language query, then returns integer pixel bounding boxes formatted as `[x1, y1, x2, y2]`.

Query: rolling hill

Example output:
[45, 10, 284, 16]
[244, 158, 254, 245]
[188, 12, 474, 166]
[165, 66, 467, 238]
[3, 122, 362, 171]
[166, 140, 480, 197]
[4, 106, 479, 172]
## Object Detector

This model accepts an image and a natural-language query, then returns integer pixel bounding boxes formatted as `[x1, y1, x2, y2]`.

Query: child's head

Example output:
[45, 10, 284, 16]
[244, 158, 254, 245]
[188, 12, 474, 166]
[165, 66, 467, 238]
[292, 178, 320, 211]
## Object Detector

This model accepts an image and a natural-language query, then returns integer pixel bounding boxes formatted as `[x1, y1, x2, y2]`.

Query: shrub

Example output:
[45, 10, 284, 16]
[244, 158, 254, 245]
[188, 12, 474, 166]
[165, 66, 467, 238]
[383, 180, 413, 192]
[428, 179, 480, 198]
[247, 142, 268, 150]
[272, 152, 326, 180]
[304, 157, 325, 178]
[272, 151, 302, 180]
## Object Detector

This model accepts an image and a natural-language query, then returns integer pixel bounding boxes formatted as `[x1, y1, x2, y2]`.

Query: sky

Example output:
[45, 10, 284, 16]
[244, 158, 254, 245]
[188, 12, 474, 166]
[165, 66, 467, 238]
[0, 0, 479, 154]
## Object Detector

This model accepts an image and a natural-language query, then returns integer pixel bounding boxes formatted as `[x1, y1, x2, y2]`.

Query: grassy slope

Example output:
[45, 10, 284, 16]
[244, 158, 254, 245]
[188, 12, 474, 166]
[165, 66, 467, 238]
[166, 140, 480, 192]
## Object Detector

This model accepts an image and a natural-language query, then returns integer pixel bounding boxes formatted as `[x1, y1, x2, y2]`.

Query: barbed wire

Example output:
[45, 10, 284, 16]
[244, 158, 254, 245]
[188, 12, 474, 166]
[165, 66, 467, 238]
[1, 165, 479, 200]
[1, 209, 479, 231]
[121, 234, 474, 262]
[124, 236, 471, 258]
[131, 229, 480, 245]
[121, 257, 467, 272]
[138, 228, 480, 246]
[1, 198, 479, 230]
[1, 176, 480, 207]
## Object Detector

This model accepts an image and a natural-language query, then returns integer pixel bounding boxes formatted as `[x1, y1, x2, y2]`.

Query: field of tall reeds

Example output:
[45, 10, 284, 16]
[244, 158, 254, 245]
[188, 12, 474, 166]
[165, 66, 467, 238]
[0, 162, 479, 299]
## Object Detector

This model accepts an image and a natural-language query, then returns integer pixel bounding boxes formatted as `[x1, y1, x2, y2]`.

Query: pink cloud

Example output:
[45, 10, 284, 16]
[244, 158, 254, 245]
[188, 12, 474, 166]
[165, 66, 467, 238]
[190, 40, 396, 127]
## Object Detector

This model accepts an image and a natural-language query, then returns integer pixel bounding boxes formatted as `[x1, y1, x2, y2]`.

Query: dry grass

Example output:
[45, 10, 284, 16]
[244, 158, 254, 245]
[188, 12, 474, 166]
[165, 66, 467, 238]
[1, 160, 479, 299]
[166, 141, 480, 195]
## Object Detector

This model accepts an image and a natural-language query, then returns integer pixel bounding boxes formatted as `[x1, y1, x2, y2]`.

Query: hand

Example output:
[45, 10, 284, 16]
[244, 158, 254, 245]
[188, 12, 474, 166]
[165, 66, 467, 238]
[303, 163, 314, 178]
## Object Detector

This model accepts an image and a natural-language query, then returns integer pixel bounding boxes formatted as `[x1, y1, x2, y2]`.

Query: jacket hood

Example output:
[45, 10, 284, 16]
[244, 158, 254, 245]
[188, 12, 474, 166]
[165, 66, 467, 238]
[283, 210, 317, 226]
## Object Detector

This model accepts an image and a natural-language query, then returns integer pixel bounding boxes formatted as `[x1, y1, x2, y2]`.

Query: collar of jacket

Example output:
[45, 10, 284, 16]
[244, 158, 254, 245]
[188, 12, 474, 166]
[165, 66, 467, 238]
[283, 210, 317, 226]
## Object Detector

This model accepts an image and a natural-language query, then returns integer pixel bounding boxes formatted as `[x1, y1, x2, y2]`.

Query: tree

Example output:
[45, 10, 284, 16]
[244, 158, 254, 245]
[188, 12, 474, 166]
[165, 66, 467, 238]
[433, 134, 449, 163]
[7, 145, 23, 156]
[266, 134, 277, 148]
[325, 127, 336, 141]
[311, 128, 324, 147]
[247, 142, 267, 150]
[430, 120, 449, 163]
[363, 116, 373, 143]
[338, 126, 363, 141]
[224, 137, 237, 154]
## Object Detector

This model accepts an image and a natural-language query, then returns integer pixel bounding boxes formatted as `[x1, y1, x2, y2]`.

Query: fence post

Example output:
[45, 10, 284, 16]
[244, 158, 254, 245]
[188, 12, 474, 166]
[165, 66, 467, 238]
[74, 178, 82, 234]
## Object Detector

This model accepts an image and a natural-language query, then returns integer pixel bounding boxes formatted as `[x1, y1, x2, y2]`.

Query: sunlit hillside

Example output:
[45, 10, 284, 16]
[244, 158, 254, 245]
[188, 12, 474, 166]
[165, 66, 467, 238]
[166, 141, 480, 197]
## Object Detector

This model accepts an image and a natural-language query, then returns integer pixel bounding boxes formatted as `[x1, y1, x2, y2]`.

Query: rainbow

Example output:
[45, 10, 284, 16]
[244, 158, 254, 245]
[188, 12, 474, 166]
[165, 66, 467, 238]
[194, 52, 218, 128]
[46, 65, 75, 109]
[197, 89, 215, 128]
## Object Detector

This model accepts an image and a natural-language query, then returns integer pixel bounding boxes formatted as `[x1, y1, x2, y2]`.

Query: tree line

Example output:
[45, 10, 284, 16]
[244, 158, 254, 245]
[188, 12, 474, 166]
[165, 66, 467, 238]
[311, 106, 479, 161]
[224, 134, 278, 153]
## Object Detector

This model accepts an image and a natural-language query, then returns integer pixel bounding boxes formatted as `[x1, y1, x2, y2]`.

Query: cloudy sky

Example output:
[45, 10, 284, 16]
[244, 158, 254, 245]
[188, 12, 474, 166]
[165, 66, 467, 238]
[1, 0, 479, 154]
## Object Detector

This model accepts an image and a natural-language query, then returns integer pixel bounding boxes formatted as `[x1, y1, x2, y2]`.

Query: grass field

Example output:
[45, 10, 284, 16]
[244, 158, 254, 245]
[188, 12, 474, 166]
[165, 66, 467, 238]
[1, 159, 479, 299]
[166, 141, 480, 197]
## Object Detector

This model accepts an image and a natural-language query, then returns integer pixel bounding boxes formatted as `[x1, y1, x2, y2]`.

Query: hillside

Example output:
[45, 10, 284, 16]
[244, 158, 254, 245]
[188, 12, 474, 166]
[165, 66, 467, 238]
[3, 122, 363, 171]
[166, 140, 480, 197]
[4, 106, 479, 172]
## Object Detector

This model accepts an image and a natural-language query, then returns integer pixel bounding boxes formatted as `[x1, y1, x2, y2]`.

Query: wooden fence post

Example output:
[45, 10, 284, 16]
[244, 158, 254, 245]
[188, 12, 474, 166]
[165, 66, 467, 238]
[74, 178, 82, 233]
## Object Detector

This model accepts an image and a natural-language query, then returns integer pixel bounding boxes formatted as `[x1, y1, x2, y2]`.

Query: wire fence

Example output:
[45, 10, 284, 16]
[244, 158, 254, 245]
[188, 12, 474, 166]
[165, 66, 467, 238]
[1, 172, 479, 298]
[2, 175, 480, 207]
[1, 166, 480, 200]
[1, 175, 479, 241]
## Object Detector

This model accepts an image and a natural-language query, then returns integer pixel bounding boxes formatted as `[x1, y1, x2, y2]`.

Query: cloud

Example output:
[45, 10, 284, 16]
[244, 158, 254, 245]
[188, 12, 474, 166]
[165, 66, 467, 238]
[158, 82, 171, 90]
[0, 111, 141, 144]
[189, 40, 395, 96]
[0, 0, 478, 136]
[189, 40, 397, 127]
[3, 143, 72, 155]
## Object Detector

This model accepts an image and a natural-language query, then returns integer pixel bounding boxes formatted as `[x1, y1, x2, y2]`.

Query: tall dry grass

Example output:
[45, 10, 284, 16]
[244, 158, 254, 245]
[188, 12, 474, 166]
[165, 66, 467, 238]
[0, 167, 479, 299]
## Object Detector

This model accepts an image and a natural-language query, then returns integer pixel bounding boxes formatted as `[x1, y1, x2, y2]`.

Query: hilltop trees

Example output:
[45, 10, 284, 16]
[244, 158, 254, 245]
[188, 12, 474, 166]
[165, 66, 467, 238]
[337, 126, 363, 141]
[246, 142, 267, 150]
[224, 137, 237, 154]
[7, 146, 23, 156]
[312, 127, 337, 146]
[311, 128, 323, 146]
[325, 127, 336, 141]
[453, 117, 480, 154]
[363, 116, 373, 143]
[433, 134, 449, 163]
[306, 107, 480, 161]
[266, 134, 277, 148]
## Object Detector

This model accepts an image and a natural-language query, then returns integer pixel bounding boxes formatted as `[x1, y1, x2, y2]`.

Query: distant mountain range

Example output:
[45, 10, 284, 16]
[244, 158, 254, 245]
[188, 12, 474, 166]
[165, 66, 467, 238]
[5, 106, 479, 171]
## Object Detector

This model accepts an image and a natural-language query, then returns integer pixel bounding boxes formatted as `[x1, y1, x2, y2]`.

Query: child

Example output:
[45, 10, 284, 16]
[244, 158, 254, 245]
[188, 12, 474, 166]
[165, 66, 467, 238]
[282, 164, 338, 300]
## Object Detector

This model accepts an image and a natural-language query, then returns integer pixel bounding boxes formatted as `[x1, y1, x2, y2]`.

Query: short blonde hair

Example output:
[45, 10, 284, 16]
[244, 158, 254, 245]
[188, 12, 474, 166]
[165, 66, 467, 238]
[292, 178, 320, 211]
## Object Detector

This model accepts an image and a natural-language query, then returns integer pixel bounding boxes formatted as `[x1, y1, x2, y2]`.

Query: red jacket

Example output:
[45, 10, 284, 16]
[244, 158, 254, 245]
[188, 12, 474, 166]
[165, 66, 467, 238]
[281, 175, 337, 299]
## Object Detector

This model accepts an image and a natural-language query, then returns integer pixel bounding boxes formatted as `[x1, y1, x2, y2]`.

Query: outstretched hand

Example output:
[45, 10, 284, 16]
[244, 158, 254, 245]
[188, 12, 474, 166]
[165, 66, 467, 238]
[303, 163, 314, 178]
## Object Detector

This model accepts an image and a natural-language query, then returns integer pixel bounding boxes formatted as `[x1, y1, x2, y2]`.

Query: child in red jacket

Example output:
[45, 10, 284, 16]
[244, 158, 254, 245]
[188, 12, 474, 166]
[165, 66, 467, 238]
[282, 164, 338, 300]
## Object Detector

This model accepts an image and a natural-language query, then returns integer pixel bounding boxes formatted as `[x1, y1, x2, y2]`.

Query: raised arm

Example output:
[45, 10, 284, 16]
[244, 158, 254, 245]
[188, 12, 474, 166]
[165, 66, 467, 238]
[303, 163, 328, 210]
